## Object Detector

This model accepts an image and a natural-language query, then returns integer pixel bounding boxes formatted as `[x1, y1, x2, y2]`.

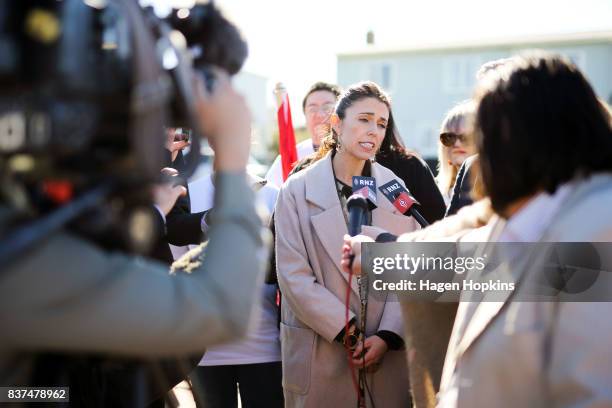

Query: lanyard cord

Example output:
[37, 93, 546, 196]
[331, 155, 375, 407]
[331, 157, 362, 404]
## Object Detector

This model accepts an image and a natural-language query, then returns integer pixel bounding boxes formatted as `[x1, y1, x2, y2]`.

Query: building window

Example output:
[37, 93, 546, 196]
[381, 64, 392, 89]
[565, 51, 587, 72]
[442, 56, 482, 94]
[365, 62, 395, 91]
[414, 122, 438, 158]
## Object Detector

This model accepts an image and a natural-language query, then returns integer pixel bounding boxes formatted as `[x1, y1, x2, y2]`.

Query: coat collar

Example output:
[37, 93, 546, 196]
[304, 151, 340, 210]
[304, 151, 403, 214]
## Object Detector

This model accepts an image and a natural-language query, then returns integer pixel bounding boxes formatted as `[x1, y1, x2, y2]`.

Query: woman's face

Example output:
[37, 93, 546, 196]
[334, 97, 389, 161]
[444, 124, 475, 168]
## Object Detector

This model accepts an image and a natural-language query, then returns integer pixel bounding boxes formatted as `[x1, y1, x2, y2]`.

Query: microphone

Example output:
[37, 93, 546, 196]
[352, 176, 377, 211]
[378, 180, 429, 227]
[346, 194, 369, 237]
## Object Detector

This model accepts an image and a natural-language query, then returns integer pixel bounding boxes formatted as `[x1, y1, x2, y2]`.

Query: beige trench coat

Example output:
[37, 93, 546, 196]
[438, 174, 612, 407]
[275, 152, 419, 407]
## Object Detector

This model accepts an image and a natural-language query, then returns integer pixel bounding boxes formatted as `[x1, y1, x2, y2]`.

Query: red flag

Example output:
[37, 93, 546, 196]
[275, 83, 298, 181]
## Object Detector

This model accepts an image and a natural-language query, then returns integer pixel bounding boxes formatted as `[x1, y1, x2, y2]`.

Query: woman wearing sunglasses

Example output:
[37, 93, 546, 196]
[436, 101, 477, 205]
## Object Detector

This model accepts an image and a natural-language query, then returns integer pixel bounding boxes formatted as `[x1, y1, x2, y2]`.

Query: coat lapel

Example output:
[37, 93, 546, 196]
[453, 217, 532, 360]
[455, 254, 542, 360]
[452, 177, 611, 359]
[311, 209, 360, 295]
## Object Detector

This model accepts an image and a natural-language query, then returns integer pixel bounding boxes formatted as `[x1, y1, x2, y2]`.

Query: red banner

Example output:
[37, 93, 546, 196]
[276, 86, 298, 181]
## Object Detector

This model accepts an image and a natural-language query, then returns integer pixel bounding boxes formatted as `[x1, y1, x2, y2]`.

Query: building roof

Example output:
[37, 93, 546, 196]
[338, 30, 612, 58]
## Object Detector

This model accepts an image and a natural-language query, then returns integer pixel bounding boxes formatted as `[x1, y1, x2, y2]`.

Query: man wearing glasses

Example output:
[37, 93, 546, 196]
[265, 82, 341, 188]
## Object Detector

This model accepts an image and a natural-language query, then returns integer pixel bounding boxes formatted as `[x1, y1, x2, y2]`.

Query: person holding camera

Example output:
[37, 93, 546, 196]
[0, 3, 267, 407]
[149, 128, 209, 265]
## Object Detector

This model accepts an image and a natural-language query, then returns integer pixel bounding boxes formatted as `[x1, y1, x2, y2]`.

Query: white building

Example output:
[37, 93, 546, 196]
[233, 70, 275, 161]
[337, 31, 612, 160]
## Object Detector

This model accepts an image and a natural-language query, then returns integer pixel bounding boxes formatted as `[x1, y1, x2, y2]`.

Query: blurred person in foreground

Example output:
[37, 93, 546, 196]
[435, 51, 612, 407]
[0, 2, 267, 406]
[344, 51, 612, 407]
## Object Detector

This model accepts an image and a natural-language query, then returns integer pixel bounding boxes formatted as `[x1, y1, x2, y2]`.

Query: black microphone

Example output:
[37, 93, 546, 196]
[346, 194, 369, 237]
[378, 180, 429, 228]
[351, 176, 377, 211]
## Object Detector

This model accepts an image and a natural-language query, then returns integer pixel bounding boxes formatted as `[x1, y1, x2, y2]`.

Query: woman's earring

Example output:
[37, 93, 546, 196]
[336, 135, 342, 151]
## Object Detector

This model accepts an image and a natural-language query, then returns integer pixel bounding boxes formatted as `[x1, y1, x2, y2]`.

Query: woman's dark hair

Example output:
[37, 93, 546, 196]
[475, 51, 612, 214]
[311, 81, 408, 163]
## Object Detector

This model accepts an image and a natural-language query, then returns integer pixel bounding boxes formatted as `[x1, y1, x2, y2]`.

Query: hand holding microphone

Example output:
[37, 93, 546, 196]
[341, 234, 373, 276]
[342, 178, 428, 276]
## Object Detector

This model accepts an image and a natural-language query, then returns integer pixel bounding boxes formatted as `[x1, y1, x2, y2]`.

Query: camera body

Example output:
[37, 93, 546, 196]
[0, 0, 207, 256]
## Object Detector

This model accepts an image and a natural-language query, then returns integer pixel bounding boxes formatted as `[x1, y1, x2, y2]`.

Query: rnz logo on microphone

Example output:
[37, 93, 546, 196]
[352, 176, 377, 208]
[379, 180, 416, 214]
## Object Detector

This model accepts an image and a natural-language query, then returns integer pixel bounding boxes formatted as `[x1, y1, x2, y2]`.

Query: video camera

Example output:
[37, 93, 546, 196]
[0, 1, 246, 405]
[0, 0, 229, 259]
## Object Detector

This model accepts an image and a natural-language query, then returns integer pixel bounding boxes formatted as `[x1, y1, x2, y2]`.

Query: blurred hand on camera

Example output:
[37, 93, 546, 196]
[194, 68, 252, 172]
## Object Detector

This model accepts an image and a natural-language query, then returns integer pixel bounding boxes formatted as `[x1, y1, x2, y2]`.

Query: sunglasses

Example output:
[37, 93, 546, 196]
[440, 132, 471, 147]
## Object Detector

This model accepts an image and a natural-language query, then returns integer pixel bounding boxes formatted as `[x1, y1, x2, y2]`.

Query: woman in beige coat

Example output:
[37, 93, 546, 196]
[275, 82, 419, 407]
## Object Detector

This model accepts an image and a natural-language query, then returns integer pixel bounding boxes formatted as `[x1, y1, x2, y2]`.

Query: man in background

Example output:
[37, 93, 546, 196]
[265, 81, 340, 187]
